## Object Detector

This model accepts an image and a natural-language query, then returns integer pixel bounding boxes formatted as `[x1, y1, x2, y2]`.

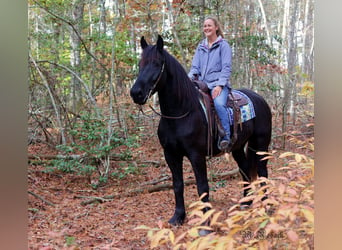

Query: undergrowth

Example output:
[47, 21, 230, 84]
[136, 150, 314, 249]
[45, 111, 138, 187]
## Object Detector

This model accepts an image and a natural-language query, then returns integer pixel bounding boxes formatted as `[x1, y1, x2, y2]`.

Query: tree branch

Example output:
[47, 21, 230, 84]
[75, 168, 240, 205]
[29, 53, 67, 145]
[32, 0, 110, 76]
[28, 190, 55, 207]
[35, 60, 98, 110]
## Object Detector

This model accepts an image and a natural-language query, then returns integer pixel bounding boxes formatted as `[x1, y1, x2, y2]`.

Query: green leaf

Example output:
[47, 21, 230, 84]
[259, 219, 269, 229]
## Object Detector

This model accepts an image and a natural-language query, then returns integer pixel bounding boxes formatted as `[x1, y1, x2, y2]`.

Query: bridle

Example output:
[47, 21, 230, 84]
[139, 60, 190, 120]
[145, 62, 165, 102]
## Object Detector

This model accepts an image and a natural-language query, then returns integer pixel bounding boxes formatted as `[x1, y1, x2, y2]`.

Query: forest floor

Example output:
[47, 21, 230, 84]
[28, 113, 314, 249]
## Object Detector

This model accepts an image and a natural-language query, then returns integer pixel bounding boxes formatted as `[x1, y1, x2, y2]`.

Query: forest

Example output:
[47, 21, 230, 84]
[28, 0, 314, 248]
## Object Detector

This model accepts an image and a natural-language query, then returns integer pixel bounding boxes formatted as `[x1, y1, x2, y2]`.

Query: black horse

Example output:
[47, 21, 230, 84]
[130, 35, 272, 225]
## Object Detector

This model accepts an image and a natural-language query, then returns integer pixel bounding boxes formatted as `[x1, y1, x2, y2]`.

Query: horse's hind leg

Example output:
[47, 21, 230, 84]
[248, 136, 270, 200]
[232, 147, 253, 206]
[164, 150, 186, 225]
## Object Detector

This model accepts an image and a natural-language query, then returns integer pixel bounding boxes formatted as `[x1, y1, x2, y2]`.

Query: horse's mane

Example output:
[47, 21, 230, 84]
[161, 48, 199, 111]
[140, 44, 199, 111]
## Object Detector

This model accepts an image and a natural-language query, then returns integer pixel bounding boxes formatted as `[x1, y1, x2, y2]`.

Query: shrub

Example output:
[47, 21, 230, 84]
[46, 111, 136, 186]
[137, 151, 314, 249]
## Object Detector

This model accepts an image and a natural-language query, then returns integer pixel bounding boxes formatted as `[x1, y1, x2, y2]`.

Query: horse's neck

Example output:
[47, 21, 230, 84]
[158, 85, 179, 113]
[158, 79, 190, 116]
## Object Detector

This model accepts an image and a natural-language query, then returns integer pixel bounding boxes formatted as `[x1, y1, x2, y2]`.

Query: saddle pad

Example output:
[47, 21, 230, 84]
[227, 90, 256, 124]
[198, 89, 256, 124]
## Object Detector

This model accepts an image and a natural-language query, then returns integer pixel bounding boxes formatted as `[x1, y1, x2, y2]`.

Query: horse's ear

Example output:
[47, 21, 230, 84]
[156, 35, 164, 53]
[141, 36, 148, 49]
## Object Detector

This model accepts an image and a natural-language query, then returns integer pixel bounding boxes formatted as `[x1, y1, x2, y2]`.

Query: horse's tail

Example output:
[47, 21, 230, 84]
[239, 88, 272, 182]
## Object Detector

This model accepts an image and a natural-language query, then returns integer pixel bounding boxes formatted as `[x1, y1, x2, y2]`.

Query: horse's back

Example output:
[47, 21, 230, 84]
[237, 88, 272, 119]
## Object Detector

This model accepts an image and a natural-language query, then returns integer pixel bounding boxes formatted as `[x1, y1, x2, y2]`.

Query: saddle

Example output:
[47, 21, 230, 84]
[193, 80, 249, 154]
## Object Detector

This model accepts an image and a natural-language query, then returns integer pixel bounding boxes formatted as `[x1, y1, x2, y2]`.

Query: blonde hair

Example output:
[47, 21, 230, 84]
[204, 16, 224, 38]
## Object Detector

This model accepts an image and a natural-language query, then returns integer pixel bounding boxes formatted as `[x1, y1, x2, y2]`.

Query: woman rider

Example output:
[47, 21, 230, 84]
[188, 16, 232, 150]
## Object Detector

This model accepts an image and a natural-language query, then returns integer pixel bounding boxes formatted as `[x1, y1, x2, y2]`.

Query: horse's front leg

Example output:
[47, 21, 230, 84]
[188, 152, 212, 236]
[164, 150, 186, 225]
[188, 152, 210, 209]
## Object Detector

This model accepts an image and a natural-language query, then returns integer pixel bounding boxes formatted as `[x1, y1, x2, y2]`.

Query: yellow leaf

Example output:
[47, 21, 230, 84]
[228, 204, 240, 212]
[189, 210, 204, 218]
[199, 192, 209, 200]
[287, 230, 299, 242]
[197, 238, 211, 250]
[200, 209, 217, 224]
[261, 155, 274, 161]
[188, 217, 202, 225]
[202, 202, 213, 209]
[215, 239, 227, 249]
[210, 211, 223, 226]
[301, 208, 314, 223]
[189, 200, 202, 209]
[228, 226, 243, 237]
[237, 181, 250, 186]
[135, 225, 152, 230]
[256, 151, 270, 155]
[295, 153, 302, 163]
[279, 152, 294, 158]
[187, 237, 201, 249]
[197, 226, 213, 231]
[239, 195, 256, 204]
[169, 231, 175, 244]
[150, 229, 171, 247]
[174, 231, 187, 245]
[188, 227, 199, 238]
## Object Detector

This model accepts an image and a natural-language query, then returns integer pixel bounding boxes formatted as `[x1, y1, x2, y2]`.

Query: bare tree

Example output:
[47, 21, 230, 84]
[281, 0, 300, 147]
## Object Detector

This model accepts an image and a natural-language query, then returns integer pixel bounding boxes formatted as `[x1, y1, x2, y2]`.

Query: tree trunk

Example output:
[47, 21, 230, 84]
[282, 0, 299, 148]
[256, 0, 271, 45]
[70, 0, 85, 113]
[164, 0, 188, 69]
[29, 53, 67, 145]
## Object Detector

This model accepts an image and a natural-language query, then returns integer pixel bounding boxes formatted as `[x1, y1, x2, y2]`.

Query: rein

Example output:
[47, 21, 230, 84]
[149, 105, 190, 119]
[137, 104, 190, 120]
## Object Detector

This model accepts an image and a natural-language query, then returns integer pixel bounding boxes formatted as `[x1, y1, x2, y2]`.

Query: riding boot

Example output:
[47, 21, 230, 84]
[212, 86, 231, 151]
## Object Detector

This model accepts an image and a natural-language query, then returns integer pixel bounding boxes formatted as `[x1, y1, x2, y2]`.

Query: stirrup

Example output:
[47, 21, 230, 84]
[218, 137, 230, 151]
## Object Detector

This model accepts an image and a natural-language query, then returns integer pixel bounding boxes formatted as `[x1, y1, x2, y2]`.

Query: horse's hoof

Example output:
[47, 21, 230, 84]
[168, 214, 185, 226]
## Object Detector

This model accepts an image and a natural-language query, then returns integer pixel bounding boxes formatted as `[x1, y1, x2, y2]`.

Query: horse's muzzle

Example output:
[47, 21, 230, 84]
[130, 84, 148, 105]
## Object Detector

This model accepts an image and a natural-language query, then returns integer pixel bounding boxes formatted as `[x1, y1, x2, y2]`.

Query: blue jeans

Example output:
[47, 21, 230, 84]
[212, 86, 231, 139]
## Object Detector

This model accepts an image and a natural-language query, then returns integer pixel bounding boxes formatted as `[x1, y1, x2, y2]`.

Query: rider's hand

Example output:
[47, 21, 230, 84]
[212, 85, 223, 99]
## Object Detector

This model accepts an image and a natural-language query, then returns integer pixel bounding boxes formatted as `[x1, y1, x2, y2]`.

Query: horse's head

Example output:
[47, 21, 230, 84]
[130, 35, 165, 105]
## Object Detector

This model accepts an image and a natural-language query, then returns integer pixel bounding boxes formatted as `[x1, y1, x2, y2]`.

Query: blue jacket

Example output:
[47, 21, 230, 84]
[188, 36, 232, 90]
